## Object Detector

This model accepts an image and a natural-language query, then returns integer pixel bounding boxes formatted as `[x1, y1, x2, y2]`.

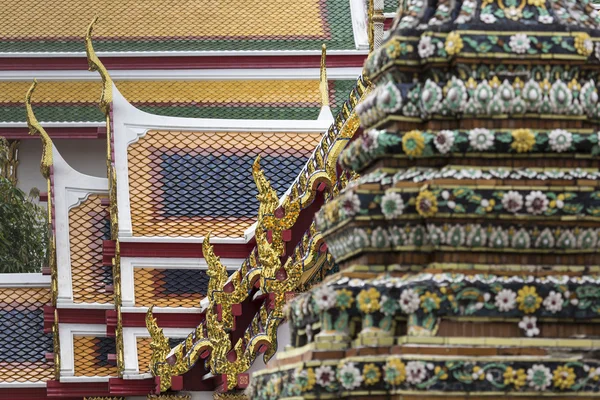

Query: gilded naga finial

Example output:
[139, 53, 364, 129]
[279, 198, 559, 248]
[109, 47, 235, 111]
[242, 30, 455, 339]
[25, 80, 53, 179]
[146, 306, 173, 392]
[203, 232, 228, 299]
[85, 16, 113, 115]
[320, 44, 329, 107]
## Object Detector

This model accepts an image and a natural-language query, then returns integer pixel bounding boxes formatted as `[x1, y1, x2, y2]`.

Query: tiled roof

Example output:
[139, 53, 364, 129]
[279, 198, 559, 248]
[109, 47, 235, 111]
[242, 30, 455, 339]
[69, 194, 113, 304]
[384, 0, 399, 13]
[0, 0, 355, 53]
[127, 130, 322, 237]
[73, 336, 117, 377]
[0, 287, 54, 382]
[136, 337, 184, 373]
[0, 80, 355, 123]
[134, 268, 234, 308]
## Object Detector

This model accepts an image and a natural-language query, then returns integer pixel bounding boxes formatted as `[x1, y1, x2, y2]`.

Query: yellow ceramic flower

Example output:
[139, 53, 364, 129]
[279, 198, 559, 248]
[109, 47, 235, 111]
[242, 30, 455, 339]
[568, 78, 581, 91]
[511, 129, 535, 153]
[357, 287, 381, 314]
[386, 38, 403, 59]
[420, 291, 442, 311]
[539, 78, 551, 92]
[445, 31, 464, 56]
[490, 76, 501, 89]
[384, 358, 406, 385]
[336, 288, 355, 310]
[416, 190, 438, 217]
[517, 285, 542, 313]
[513, 77, 525, 90]
[402, 130, 426, 157]
[553, 365, 576, 390]
[527, 0, 545, 6]
[306, 368, 316, 390]
[574, 32, 593, 57]
[466, 77, 478, 90]
[434, 366, 448, 380]
[363, 363, 382, 385]
[503, 367, 527, 388]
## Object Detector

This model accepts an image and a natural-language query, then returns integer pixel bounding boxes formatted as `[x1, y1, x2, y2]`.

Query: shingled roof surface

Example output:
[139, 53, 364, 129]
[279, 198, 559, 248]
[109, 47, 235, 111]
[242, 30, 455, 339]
[127, 130, 322, 237]
[72, 336, 117, 377]
[0, 287, 54, 382]
[0, 0, 355, 53]
[0, 80, 355, 123]
[134, 268, 235, 307]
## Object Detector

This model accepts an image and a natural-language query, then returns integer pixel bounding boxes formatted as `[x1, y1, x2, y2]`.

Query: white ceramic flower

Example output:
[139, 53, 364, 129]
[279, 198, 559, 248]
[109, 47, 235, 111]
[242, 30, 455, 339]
[468, 128, 494, 151]
[527, 364, 552, 391]
[596, 43, 600, 61]
[399, 288, 420, 314]
[501, 191, 524, 213]
[509, 33, 531, 54]
[381, 192, 405, 219]
[316, 365, 335, 387]
[548, 129, 572, 152]
[341, 191, 361, 217]
[495, 289, 517, 312]
[519, 316, 540, 337]
[434, 130, 455, 154]
[313, 285, 337, 311]
[480, 13, 497, 24]
[406, 361, 427, 384]
[538, 15, 554, 24]
[525, 191, 549, 215]
[418, 36, 436, 58]
[338, 362, 363, 390]
[543, 291, 563, 313]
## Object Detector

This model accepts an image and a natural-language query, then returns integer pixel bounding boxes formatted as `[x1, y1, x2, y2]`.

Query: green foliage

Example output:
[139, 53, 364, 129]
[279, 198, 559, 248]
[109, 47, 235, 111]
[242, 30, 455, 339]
[0, 177, 49, 273]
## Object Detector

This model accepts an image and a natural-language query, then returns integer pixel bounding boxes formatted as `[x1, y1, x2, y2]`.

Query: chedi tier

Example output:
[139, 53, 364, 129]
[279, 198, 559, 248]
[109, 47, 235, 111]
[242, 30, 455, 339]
[247, 0, 600, 399]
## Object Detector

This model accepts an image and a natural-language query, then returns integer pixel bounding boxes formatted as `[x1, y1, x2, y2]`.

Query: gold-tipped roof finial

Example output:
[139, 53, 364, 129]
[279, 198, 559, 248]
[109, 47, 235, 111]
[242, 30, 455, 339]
[320, 44, 329, 107]
[85, 16, 113, 115]
[25, 80, 53, 179]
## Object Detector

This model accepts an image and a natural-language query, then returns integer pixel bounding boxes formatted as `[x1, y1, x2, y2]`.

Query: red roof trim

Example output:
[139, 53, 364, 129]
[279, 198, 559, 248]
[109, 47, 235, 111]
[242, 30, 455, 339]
[0, 127, 104, 140]
[119, 241, 255, 259]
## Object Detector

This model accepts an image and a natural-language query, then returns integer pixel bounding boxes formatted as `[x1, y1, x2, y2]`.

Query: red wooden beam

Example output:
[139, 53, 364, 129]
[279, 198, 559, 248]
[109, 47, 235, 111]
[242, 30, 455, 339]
[122, 311, 204, 328]
[0, 54, 367, 71]
[57, 308, 106, 325]
[0, 387, 79, 400]
[47, 380, 110, 397]
[119, 241, 255, 259]
[109, 377, 155, 396]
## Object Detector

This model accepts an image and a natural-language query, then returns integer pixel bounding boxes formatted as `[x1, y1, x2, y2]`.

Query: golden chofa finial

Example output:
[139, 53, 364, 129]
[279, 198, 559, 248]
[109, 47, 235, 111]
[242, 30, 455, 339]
[85, 16, 113, 114]
[320, 44, 329, 107]
[25, 80, 53, 179]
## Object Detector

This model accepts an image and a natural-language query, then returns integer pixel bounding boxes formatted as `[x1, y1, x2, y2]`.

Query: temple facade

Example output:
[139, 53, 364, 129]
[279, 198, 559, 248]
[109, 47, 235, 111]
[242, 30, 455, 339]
[2, 0, 600, 400]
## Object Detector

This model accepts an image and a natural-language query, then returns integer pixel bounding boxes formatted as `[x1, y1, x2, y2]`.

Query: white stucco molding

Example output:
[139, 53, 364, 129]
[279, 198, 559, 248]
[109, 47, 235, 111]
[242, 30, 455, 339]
[0, 382, 48, 388]
[121, 256, 243, 308]
[0, 273, 50, 288]
[58, 323, 108, 379]
[0, 67, 363, 81]
[53, 147, 108, 308]
[112, 84, 331, 240]
[123, 326, 193, 376]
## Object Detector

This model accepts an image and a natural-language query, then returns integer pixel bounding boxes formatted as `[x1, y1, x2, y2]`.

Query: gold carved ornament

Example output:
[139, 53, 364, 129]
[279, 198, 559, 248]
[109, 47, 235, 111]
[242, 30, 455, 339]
[147, 77, 370, 392]
[53, 309, 60, 380]
[85, 18, 118, 239]
[25, 80, 58, 307]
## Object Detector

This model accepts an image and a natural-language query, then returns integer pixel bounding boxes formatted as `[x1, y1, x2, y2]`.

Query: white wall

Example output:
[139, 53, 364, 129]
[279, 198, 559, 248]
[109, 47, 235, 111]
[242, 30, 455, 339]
[16, 139, 106, 198]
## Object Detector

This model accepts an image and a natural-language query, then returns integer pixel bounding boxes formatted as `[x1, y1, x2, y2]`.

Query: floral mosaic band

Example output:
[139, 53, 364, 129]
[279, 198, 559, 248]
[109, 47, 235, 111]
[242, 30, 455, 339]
[288, 273, 600, 339]
[248, 356, 600, 398]
[340, 129, 600, 172]
[357, 73, 599, 129]
[365, 31, 597, 74]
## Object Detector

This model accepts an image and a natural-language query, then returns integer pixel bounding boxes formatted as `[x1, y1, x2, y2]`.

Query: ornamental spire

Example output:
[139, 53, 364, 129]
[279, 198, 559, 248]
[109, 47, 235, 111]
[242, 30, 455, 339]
[25, 80, 53, 179]
[320, 43, 329, 107]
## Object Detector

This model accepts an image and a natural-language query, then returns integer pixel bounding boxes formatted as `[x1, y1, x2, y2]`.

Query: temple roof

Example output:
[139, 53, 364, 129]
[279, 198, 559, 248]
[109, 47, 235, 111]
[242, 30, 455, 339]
[126, 130, 322, 238]
[0, 79, 356, 125]
[0, 285, 54, 383]
[0, 0, 356, 53]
